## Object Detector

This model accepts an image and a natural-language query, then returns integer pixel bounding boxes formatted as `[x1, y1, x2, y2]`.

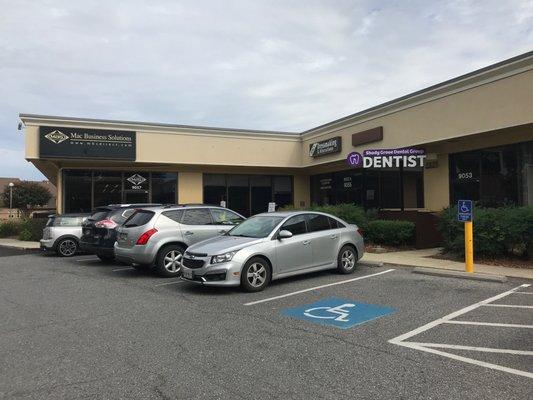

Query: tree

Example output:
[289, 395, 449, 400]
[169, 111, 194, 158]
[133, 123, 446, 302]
[2, 181, 52, 213]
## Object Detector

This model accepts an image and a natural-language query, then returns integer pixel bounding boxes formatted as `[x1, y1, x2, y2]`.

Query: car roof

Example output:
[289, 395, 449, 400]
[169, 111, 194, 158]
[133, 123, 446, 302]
[254, 210, 338, 218]
[49, 213, 90, 218]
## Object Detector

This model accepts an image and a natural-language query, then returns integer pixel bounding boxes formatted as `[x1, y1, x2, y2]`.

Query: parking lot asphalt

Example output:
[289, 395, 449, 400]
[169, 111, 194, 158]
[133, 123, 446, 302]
[1, 250, 532, 399]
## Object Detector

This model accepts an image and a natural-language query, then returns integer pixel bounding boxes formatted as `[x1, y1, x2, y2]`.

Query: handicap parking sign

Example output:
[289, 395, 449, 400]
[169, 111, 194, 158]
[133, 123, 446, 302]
[457, 199, 473, 222]
[282, 297, 395, 329]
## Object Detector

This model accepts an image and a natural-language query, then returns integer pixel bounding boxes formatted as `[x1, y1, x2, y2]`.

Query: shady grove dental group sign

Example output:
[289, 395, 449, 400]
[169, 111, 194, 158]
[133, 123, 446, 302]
[347, 148, 425, 168]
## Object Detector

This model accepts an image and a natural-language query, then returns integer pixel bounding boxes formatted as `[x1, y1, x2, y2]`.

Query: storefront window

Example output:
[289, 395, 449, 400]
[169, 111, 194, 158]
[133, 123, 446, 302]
[93, 172, 122, 207]
[450, 142, 531, 207]
[311, 168, 424, 210]
[203, 174, 293, 216]
[63, 170, 92, 213]
[152, 172, 177, 204]
[63, 170, 177, 212]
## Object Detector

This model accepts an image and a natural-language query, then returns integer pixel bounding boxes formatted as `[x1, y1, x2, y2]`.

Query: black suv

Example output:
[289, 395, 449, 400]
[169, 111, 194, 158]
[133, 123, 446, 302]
[80, 204, 160, 261]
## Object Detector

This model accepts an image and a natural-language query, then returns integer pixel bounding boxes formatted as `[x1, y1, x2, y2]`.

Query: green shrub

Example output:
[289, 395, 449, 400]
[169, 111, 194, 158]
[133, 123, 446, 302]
[18, 229, 33, 241]
[0, 219, 22, 237]
[365, 220, 415, 246]
[18, 218, 47, 241]
[438, 206, 533, 258]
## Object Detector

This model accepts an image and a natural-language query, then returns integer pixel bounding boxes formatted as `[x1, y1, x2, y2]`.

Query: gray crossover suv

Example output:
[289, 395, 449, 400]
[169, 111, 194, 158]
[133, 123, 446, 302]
[114, 205, 244, 277]
[181, 211, 364, 291]
[40, 213, 90, 257]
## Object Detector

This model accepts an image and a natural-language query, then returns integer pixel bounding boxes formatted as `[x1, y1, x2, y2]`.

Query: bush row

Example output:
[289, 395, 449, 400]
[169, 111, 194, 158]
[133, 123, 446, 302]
[280, 203, 415, 246]
[0, 218, 47, 241]
[438, 206, 533, 258]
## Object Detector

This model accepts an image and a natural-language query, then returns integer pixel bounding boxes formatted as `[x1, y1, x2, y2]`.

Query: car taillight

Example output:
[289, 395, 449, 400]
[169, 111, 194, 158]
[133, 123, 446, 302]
[357, 227, 364, 237]
[136, 228, 157, 245]
[95, 219, 118, 229]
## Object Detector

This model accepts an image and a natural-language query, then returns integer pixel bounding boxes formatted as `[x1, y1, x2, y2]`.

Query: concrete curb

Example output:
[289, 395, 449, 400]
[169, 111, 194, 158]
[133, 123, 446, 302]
[412, 267, 508, 283]
[0, 242, 40, 251]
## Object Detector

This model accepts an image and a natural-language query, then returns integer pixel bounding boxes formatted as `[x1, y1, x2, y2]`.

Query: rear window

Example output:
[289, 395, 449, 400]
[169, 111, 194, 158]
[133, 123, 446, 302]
[89, 210, 110, 221]
[307, 214, 330, 232]
[124, 210, 155, 227]
[47, 216, 85, 227]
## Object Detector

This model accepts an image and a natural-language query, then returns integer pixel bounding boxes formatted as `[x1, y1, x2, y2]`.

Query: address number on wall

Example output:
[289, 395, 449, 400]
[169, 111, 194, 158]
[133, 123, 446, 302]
[458, 172, 473, 179]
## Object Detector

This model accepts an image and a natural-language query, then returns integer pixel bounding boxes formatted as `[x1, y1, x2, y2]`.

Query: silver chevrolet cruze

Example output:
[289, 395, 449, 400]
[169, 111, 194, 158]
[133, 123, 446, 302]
[181, 211, 364, 292]
[114, 205, 245, 277]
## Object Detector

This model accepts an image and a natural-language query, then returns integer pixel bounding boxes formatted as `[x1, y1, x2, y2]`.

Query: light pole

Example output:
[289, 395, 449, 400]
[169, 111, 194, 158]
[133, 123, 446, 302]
[8, 182, 14, 218]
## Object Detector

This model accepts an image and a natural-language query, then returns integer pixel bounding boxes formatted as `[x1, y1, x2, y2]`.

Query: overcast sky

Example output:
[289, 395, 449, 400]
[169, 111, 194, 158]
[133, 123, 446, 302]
[1, 0, 531, 179]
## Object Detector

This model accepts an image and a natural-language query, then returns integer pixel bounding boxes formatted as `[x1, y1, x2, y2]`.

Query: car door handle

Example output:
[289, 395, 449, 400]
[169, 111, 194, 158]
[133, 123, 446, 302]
[302, 240, 311, 245]
[330, 235, 338, 239]
[184, 231, 194, 236]
[218, 230, 227, 234]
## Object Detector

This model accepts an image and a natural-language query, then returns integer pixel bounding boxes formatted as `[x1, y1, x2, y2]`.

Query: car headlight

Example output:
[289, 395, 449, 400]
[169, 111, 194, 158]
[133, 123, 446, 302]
[211, 251, 236, 264]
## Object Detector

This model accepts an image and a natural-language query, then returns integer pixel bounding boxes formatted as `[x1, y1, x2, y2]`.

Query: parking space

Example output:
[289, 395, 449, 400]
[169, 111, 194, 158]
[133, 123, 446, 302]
[0, 250, 532, 399]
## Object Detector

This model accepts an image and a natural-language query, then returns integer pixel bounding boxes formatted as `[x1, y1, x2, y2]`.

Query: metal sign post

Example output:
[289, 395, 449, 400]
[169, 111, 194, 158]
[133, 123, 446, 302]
[457, 200, 474, 273]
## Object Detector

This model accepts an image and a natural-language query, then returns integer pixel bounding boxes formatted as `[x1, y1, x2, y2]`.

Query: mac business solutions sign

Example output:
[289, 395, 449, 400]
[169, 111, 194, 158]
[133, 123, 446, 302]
[39, 126, 136, 160]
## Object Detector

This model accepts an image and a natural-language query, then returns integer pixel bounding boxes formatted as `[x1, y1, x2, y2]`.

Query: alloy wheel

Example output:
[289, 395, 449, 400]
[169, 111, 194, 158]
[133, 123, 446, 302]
[246, 262, 267, 288]
[59, 239, 77, 256]
[341, 249, 355, 270]
[164, 250, 182, 273]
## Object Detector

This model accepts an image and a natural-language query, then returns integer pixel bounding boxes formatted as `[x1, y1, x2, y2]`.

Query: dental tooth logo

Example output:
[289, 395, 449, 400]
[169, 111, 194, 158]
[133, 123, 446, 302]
[45, 130, 69, 144]
[309, 143, 318, 156]
[126, 174, 146, 186]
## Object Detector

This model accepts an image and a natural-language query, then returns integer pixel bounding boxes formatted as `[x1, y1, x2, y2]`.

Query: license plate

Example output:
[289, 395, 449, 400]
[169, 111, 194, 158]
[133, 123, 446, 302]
[182, 269, 193, 279]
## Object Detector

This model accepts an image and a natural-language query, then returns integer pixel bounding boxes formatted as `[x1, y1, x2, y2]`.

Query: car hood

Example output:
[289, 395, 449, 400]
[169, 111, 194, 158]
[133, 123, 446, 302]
[187, 235, 264, 255]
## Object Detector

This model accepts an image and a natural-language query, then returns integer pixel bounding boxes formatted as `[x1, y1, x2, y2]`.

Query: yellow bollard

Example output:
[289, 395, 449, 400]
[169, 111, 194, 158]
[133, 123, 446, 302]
[464, 221, 474, 273]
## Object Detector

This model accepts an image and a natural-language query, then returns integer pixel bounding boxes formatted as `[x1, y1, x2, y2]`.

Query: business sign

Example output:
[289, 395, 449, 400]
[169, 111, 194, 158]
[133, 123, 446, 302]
[457, 200, 473, 222]
[282, 298, 395, 329]
[347, 148, 425, 168]
[125, 173, 148, 191]
[39, 126, 136, 160]
[309, 137, 342, 158]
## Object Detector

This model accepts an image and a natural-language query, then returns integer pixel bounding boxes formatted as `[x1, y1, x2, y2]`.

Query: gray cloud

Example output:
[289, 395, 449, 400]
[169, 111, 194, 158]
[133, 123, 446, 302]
[0, 0, 531, 179]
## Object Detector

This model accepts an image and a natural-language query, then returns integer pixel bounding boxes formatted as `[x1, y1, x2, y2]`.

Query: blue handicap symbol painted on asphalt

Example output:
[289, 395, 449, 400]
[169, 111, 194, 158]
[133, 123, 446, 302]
[282, 297, 395, 329]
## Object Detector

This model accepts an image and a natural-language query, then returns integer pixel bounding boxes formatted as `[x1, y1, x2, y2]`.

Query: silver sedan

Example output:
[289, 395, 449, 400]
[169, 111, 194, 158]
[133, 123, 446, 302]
[181, 211, 364, 292]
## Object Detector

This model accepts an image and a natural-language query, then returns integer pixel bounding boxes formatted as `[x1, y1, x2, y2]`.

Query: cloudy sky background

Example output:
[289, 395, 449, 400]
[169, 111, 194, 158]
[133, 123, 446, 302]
[1, 0, 531, 179]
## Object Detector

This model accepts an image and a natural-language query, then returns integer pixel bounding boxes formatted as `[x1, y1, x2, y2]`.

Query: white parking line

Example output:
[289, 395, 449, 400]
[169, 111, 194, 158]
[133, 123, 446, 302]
[514, 292, 533, 295]
[482, 304, 533, 309]
[154, 280, 184, 287]
[444, 320, 533, 329]
[244, 269, 395, 306]
[75, 258, 99, 262]
[112, 267, 135, 272]
[389, 283, 533, 379]
[405, 342, 533, 356]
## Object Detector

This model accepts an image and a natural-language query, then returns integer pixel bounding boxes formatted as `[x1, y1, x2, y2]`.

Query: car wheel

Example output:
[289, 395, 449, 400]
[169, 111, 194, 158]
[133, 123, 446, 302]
[155, 244, 185, 277]
[241, 257, 271, 292]
[337, 245, 357, 274]
[56, 238, 78, 257]
[96, 254, 115, 262]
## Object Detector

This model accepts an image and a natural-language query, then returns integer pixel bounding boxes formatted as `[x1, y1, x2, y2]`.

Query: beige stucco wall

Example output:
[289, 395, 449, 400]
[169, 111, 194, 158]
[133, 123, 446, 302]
[301, 69, 533, 168]
[177, 172, 203, 204]
[293, 175, 310, 208]
[423, 154, 450, 211]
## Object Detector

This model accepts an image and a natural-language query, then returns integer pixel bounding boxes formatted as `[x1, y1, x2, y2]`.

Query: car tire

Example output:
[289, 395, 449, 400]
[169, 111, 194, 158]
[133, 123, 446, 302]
[96, 253, 115, 262]
[241, 257, 271, 292]
[155, 244, 185, 277]
[55, 238, 78, 257]
[337, 245, 357, 274]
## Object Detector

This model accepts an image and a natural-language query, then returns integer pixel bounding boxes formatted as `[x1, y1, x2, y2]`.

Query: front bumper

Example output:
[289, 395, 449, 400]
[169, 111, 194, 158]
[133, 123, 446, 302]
[181, 258, 242, 287]
[40, 238, 55, 250]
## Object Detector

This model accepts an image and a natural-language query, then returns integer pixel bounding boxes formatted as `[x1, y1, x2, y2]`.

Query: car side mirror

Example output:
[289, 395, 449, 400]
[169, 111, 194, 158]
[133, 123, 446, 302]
[278, 230, 293, 240]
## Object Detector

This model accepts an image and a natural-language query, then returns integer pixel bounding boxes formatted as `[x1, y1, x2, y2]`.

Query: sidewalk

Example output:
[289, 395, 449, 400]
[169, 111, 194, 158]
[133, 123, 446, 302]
[362, 248, 533, 280]
[0, 238, 40, 250]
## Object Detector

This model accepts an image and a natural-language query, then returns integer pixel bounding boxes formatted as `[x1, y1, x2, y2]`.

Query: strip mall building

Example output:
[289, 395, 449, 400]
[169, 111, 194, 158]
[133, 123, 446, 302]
[20, 52, 533, 242]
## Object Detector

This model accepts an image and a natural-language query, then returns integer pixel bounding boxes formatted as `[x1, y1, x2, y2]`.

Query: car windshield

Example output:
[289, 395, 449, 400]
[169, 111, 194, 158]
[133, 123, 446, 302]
[228, 215, 284, 238]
